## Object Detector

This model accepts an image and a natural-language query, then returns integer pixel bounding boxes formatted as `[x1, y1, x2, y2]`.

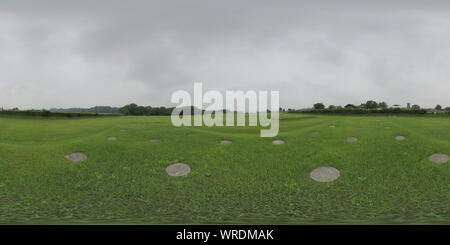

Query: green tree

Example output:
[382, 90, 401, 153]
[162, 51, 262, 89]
[120, 103, 139, 115]
[378, 102, 388, 109]
[365, 100, 378, 109]
[435, 104, 442, 110]
[313, 103, 325, 110]
[412, 104, 421, 110]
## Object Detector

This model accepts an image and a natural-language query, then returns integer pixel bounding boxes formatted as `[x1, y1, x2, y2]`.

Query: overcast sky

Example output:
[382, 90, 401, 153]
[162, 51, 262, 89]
[1, 0, 449, 109]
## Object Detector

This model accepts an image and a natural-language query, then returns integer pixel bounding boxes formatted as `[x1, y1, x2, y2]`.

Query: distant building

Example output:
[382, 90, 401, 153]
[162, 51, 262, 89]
[391, 104, 401, 109]
[345, 104, 358, 109]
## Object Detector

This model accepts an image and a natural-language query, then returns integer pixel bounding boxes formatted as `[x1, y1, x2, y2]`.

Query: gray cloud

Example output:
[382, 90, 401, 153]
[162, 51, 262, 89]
[1, 0, 450, 109]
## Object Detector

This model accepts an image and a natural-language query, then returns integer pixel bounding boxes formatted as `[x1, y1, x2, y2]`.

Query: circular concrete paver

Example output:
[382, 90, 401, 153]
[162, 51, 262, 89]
[310, 167, 340, 182]
[220, 140, 232, 145]
[151, 139, 161, 143]
[311, 131, 320, 135]
[395, 136, 406, 141]
[65, 153, 87, 163]
[347, 137, 358, 142]
[166, 163, 191, 177]
[428, 153, 449, 164]
[272, 140, 285, 145]
[108, 137, 117, 141]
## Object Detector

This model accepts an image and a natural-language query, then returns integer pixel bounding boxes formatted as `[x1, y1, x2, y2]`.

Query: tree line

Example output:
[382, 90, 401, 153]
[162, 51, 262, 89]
[292, 100, 450, 114]
[119, 104, 174, 115]
[2, 100, 450, 117]
[311, 100, 450, 111]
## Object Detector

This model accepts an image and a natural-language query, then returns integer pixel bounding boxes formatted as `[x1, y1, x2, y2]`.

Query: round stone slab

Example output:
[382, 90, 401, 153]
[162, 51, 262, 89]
[187, 133, 195, 136]
[395, 136, 406, 141]
[65, 153, 87, 163]
[220, 140, 232, 144]
[428, 153, 449, 164]
[166, 163, 191, 177]
[385, 126, 391, 129]
[310, 166, 340, 182]
[347, 137, 358, 142]
[272, 140, 285, 145]
[329, 125, 335, 128]
[108, 137, 117, 141]
[151, 139, 161, 143]
[120, 129, 126, 132]
[311, 131, 320, 135]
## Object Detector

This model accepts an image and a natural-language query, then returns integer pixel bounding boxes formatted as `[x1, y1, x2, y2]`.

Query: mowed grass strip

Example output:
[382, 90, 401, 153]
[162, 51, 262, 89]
[0, 114, 449, 224]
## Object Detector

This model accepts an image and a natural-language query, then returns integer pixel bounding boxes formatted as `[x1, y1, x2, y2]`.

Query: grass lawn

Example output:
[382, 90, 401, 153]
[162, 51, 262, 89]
[0, 113, 449, 224]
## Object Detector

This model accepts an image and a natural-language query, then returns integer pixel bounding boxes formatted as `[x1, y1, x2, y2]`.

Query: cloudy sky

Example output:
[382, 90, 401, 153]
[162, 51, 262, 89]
[1, 0, 449, 109]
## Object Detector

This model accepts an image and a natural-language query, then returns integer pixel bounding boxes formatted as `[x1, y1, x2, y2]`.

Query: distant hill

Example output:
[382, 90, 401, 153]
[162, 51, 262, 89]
[50, 106, 121, 114]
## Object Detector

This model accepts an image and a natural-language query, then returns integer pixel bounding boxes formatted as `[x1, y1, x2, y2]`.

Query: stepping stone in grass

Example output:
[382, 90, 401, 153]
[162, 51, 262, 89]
[347, 137, 358, 142]
[120, 129, 126, 132]
[329, 125, 335, 128]
[355, 127, 361, 130]
[108, 137, 117, 141]
[311, 131, 320, 135]
[272, 140, 285, 145]
[166, 163, 191, 177]
[428, 153, 449, 164]
[220, 140, 232, 144]
[151, 139, 161, 143]
[310, 166, 340, 182]
[385, 126, 391, 129]
[65, 153, 87, 163]
[188, 133, 195, 136]
[395, 136, 406, 141]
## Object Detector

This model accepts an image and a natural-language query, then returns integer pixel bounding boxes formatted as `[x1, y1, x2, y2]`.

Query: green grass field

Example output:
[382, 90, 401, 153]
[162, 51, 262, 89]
[0, 114, 449, 224]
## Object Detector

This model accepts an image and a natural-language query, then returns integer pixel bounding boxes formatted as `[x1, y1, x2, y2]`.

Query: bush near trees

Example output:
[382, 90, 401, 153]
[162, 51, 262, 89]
[412, 104, 421, 110]
[435, 105, 442, 110]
